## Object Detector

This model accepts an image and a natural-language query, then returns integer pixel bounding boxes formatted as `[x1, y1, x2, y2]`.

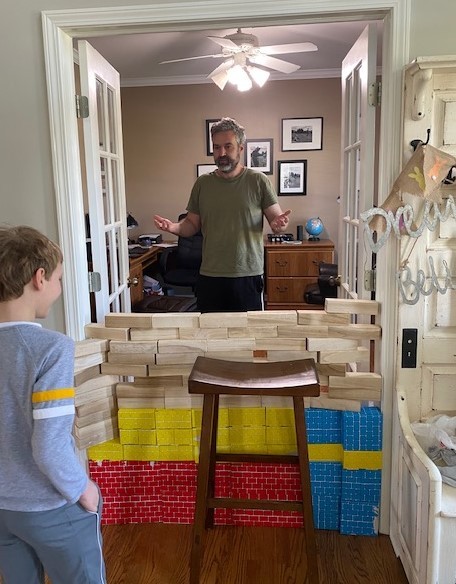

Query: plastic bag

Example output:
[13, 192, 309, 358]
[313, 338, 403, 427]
[143, 275, 163, 296]
[411, 414, 456, 452]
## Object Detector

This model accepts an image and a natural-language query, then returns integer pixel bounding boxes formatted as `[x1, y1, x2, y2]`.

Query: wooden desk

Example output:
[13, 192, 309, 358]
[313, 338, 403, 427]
[128, 247, 161, 306]
[264, 239, 335, 310]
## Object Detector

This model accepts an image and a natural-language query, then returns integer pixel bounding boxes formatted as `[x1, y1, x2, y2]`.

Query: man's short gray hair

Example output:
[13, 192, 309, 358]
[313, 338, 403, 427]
[210, 117, 246, 145]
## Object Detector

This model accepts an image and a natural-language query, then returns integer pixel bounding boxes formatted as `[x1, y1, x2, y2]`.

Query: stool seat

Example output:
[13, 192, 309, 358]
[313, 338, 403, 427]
[189, 356, 321, 584]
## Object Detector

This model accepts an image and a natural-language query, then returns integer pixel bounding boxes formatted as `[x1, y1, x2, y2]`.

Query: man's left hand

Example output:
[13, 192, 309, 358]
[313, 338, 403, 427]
[271, 209, 291, 232]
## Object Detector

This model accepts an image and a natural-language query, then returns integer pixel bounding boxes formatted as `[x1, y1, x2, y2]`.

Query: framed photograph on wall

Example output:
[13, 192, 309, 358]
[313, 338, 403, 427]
[244, 139, 273, 174]
[278, 160, 307, 195]
[281, 117, 323, 151]
[206, 119, 219, 156]
[197, 164, 217, 177]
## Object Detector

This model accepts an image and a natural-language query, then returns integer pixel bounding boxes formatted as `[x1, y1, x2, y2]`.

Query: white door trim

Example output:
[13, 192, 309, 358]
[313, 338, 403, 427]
[41, 0, 410, 535]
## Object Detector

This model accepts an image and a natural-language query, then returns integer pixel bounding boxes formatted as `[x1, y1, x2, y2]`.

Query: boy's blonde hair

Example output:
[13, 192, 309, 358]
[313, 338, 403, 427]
[0, 225, 63, 301]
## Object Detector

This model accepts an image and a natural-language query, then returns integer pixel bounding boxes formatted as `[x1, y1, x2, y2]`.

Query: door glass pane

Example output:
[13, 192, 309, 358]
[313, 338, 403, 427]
[96, 78, 106, 150]
[100, 157, 109, 225]
[107, 86, 117, 155]
[111, 159, 121, 222]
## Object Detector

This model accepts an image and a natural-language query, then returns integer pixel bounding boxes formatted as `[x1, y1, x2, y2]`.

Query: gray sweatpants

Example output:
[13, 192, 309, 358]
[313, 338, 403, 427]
[0, 497, 106, 584]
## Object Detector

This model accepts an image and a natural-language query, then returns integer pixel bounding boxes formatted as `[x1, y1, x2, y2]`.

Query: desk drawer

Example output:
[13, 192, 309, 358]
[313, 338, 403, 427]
[267, 250, 333, 277]
[267, 277, 316, 304]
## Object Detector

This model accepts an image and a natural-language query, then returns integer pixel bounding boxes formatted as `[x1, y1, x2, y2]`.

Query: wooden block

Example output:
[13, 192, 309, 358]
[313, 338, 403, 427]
[104, 313, 153, 328]
[84, 322, 130, 341]
[307, 337, 358, 351]
[75, 406, 118, 428]
[73, 365, 102, 387]
[297, 310, 350, 325]
[117, 397, 165, 409]
[316, 363, 346, 377]
[108, 352, 156, 365]
[277, 325, 328, 338]
[116, 383, 166, 398]
[261, 396, 294, 408]
[100, 363, 148, 376]
[165, 396, 204, 408]
[75, 384, 117, 406]
[327, 324, 381, 340]
[130, 328, 179, 341]
[328, 372, 382, 401]
[219, 396, 262, 408]
[247, 310, 297, 325]
[147, 364, 193, 377]
[75, 374, 120, 392]
[75, 339, 109, 357]
[73, 418, 118, 450]
[328, 387, 381, 401]
[204, 351, 254, 362]
[76, 396, 117, 417]
[310, 395, 361, 412]
[260, 350, 318, 362]
[179, 328, 228, 339]
[318, 347, 370, 364]
[228, 326, 278, 338]
[325, 298, 379, 315]
[200, 312, 248, 328]
[151, 313, 200, 329]
[134, 375, 184, 387]
[255, 339, 307, 351]
[158, 339, 207, 353]
[155, 352, 201, 365]
[206, 338, 255, 352]
[74, 352, 107, 371]
[109, 341, 158, 354]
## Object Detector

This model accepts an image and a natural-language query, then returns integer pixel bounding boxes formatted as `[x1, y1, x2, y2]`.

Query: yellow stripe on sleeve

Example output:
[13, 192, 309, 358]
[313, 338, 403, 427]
[32, 388, 75, 403]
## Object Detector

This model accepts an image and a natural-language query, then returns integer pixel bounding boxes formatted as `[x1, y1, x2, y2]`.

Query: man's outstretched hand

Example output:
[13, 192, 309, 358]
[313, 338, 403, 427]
[271, 209, 291, 233]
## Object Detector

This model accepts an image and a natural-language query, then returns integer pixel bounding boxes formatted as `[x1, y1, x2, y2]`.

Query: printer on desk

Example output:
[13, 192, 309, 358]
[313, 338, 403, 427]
[138, 233, 162, 247]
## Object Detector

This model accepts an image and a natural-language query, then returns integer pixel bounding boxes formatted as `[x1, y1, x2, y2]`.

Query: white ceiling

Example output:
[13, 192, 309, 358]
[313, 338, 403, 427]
[82, 20, 383, 87]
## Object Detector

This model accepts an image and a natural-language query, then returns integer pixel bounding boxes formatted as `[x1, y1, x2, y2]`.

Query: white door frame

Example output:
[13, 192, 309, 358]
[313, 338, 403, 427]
[41, 0, 410, 534]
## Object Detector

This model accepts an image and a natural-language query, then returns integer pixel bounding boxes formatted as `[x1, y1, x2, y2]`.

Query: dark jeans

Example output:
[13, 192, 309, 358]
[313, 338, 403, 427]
[196, 274, 263, 312]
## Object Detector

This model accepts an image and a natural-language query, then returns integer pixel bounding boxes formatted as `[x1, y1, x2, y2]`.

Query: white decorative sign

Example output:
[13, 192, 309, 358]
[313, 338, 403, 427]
[396, 256, 456, 305]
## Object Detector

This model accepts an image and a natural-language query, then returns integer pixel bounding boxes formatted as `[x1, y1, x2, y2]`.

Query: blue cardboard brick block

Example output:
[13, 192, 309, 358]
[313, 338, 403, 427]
[305, 408, 342, 444]
[310, 462, 342, 497]
[313, 494, 340, 530]
[340, 501, 379, 535]
[342, 407, 382, 451]
[341, 470, 381, 503]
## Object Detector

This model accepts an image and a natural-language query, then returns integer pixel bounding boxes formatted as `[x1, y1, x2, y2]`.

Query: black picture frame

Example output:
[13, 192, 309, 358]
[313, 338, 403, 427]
[244, 138, 273, 174]
[277, 160, 307, 196]
[197, 163, 217, 177]
[281, 117, 323, 151]
[206, 119, 219, 156]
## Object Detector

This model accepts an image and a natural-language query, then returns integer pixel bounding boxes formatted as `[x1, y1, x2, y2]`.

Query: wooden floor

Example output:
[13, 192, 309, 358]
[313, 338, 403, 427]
[100, 523, 409, 584]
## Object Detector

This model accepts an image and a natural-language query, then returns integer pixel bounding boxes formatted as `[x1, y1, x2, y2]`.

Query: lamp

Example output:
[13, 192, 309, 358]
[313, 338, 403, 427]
[209, 52, 270, 92]
[127, 212, 139, 229]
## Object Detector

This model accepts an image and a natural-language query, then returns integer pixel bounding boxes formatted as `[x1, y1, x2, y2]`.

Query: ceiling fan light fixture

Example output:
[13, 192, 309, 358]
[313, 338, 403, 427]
[246, 65, 270, 87]
[226, 65, 252, 91]
[210, 69, 229, 90]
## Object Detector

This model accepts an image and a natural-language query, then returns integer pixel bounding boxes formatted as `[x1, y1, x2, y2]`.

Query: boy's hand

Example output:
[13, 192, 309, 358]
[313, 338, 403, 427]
[79, 479, 100, 512]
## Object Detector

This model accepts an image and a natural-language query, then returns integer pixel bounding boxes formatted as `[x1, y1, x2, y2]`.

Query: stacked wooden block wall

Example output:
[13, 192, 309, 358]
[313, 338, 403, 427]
[76, 299, 382, 533]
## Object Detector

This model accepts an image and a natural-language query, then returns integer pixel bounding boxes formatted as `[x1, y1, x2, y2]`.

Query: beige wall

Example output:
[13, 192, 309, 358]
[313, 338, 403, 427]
[1, 0, 456, 333]
[121, 78, 341, 246]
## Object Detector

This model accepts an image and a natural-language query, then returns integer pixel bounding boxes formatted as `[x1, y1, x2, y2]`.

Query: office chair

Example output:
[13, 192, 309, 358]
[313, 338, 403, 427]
[304, 262, 340, 305]
[159, 213, 203, 295]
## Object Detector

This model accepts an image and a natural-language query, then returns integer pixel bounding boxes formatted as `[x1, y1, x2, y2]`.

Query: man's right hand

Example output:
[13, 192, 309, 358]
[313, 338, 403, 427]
[79, 479, 100, 513]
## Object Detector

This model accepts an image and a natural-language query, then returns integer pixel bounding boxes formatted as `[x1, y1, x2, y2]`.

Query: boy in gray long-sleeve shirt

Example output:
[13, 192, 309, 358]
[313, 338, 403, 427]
[0, 225, 106, 583]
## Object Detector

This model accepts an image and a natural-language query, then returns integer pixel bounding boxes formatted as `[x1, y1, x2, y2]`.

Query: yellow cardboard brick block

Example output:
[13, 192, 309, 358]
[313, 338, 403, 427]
[231, 443, 268, 455]
[118, 408, 156, 430]
[267, 445, 298, 456]
[343, 450, 382, 470]
[119, 429, 139, 445]
[155, 409, 192, 429]
[138, 429, 157, 445]
[141, 445, 160, 461]
[217, 427, 230, 448]
[156, 429, 175, 445]
[158, 445, 193, 461]
[192, 408, 229, 429]
[229, 426, 266, 446]
[266, 426, 296, 446]
[308, 443, 343, 462]
[88, 438, 124, 461]
[228, 407, 265, 427]
[174, 428, 193, 445]
[123, 444, 146, 460]
[266, 408, 295, 427]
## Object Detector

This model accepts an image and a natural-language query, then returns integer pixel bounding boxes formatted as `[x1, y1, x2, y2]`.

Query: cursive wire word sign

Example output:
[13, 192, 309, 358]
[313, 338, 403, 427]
[360, 195, 456, 253]
[396, 256, 456, 305]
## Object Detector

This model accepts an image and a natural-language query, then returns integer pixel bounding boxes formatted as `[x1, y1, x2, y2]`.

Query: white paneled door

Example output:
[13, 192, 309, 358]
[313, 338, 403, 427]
[78, 40, 131, 322]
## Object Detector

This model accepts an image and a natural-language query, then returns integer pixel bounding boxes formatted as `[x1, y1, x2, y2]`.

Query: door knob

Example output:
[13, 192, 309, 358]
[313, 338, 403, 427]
[127, 277, 139, 287]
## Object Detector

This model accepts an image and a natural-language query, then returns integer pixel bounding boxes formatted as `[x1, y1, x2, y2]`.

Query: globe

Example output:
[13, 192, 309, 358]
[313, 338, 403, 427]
[305, 217, 324, 240]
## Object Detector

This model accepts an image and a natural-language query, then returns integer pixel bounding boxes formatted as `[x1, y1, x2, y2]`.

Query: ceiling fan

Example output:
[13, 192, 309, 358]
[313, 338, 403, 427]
[159, 28, 318, 91]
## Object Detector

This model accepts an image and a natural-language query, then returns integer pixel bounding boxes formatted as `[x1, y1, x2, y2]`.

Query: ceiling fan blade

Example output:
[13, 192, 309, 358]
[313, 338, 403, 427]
[160, 53, 224, 64]
[208, 36, 240, 51]
[208, 59, 235, 77]
[250, 54, 300, 74]
[260, 42, 318, 55]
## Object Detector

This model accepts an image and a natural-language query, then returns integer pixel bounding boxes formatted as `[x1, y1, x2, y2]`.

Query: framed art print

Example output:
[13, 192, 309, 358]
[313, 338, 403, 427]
[197, 163, 217, 177]
[281, 117, 323, 151]
[205, 119, 219, 156]
[278, 160, 307, 195]
[244, 139, 273, 174]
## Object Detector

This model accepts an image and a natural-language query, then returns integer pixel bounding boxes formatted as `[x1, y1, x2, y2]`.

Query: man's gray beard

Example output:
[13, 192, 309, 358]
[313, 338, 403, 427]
[216, 160, 238, 173]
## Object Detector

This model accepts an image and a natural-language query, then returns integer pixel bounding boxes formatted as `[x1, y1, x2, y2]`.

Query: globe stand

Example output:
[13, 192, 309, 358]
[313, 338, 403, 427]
[308, 236, 320, 241]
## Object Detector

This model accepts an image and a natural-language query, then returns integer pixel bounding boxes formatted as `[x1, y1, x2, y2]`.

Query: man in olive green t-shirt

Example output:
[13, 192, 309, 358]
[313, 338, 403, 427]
[154, 117, 291, 312]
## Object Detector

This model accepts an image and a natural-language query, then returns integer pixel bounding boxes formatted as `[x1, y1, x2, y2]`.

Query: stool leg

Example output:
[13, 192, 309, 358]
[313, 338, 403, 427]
[293, 396, 319, 584]
[206, 393, 219, 529]
[190, 394, 217, 584]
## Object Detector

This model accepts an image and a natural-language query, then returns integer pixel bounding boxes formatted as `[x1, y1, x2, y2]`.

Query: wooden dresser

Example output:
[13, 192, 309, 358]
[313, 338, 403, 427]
[264, 240, 335, 310]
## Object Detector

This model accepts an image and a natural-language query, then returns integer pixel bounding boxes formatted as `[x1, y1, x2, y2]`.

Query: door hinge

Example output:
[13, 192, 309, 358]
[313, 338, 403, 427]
[88, 271, 101, 293]
[364, 269, 376, 292]
[75, 94, 89, 118]
[368, 81, 382, 107]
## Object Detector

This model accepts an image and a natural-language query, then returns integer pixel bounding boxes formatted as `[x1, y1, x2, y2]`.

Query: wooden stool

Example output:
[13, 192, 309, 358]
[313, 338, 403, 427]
[188, 356, 320, 584]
